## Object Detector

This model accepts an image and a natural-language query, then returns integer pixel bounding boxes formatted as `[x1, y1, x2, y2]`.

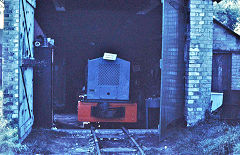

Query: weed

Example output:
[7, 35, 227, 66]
[0, 118, 27, 153]
[168, 118, 240, 154]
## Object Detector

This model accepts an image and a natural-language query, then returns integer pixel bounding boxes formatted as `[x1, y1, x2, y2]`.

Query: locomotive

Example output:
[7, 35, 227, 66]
[78, 53, 137, 122]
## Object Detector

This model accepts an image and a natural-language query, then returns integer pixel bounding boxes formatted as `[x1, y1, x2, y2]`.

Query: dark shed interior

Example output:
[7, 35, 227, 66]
[35, 0, 162, 128]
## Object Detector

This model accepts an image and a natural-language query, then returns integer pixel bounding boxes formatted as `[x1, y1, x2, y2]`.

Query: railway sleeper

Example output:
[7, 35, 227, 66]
[91, 126, 145, 155]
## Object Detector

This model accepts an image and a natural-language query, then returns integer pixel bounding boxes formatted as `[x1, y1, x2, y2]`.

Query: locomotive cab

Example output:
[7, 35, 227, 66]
[78, 53, 137, 122]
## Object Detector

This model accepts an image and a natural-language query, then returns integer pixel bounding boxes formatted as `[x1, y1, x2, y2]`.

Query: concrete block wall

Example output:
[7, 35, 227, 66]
[185, 0, 214, 126]
[2, 0, 20, 128]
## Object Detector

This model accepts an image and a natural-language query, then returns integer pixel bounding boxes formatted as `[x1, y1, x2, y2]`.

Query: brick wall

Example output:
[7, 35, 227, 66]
[0, 21, 2, 121]
[213, 20, 240, 51]
[232, 54, 240, 90]
[213, 21, 240, 90]
[2, 0, 20, 128]
[185, 0, 214, 126]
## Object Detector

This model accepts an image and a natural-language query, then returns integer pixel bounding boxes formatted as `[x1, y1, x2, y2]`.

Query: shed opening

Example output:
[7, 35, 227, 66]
[34, 0, 162, 129]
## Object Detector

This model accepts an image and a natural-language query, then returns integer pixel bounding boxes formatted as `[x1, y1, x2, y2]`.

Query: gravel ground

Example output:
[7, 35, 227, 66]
[133, 133, 176, 154]
[20, 129, 176, 154]
[21, 129, 93, 154]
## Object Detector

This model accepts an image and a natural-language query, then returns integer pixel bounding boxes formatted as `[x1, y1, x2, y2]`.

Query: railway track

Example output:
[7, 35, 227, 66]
[90, 127, 145, 155]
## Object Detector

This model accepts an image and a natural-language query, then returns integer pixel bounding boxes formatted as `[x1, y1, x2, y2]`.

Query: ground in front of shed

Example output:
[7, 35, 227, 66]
[17, 118, 240, 154]
[18, 129, 175, 154]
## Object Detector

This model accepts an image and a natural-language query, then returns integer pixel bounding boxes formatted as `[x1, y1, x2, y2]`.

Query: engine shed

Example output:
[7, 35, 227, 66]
[0, 0, 230, 143]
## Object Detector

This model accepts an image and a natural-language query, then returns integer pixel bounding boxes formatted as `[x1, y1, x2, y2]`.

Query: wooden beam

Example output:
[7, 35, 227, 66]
[52, 0, 65, 11]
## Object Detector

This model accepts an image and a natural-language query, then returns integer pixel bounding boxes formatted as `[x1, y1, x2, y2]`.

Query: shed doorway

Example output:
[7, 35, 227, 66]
[212, 53, 232, 93]
[34, 0, 163, 129]
[211, 53, 233, 118]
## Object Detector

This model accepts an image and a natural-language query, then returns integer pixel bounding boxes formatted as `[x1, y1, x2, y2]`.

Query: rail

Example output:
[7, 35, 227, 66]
[90, 126, 145, 155]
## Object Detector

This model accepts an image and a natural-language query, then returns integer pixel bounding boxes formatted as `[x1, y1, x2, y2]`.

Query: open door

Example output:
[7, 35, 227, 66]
[160, 0, 186, 136]
[212, 53, 232, 93]
[18, 0, 36, 142]
[212, 53, 233, 119]
[19, 67, 34, 142]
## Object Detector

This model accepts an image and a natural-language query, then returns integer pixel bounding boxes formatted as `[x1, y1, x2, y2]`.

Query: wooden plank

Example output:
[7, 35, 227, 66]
[18, 0, 35, 142]
[96, 134, 126, 139]
[19, 0, 35, 61]
[26, 0, 36, 8]
[19, 67, 34, 141]
[19, 126, 32, 143]
[101, 148, 137, 153]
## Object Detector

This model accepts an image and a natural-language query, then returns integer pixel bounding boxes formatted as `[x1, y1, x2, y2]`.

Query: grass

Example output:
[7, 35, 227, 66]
[166, 118, 240, 154]
[0, 118, 27, 153]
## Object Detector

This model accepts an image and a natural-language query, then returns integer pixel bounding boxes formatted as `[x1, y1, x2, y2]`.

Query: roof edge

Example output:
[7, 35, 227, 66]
[213, 18, 240, 40]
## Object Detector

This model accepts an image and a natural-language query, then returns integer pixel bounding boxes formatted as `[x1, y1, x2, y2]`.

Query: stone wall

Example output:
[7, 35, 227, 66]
[185, 0, 214, 126]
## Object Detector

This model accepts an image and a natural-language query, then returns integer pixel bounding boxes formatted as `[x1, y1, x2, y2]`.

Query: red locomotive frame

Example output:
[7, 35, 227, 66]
[78, 101, 137, 122]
